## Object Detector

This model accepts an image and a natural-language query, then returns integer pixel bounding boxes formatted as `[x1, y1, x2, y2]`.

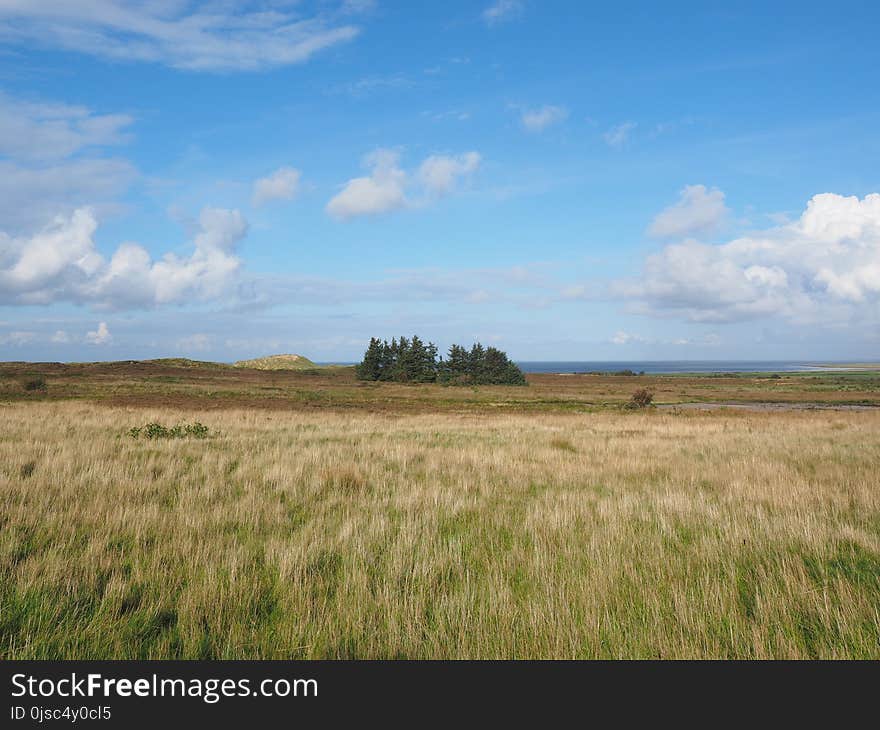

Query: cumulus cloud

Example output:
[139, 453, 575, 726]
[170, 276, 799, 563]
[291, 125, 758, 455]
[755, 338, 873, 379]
[252, 166, 301, 207]
[85, 321, 111, 344]
[648, 184, 729, 239]
[418, 152, 481, 195]
[603, 121, 637, 147]
[327, 148, 481, 220]
[616, 192, 880, 325]
[0, 1, 360, 72]
[0, 206, 248, 309]
[520, 105, 568, 133]
[483, 0, 524, 26]
[326, 149, 407, 220]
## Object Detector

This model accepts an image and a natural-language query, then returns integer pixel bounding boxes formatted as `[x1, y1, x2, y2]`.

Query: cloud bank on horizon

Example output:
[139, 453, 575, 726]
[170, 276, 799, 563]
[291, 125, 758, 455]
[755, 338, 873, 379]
[0, 1, 878, 361]
[618, 192, 880, 327]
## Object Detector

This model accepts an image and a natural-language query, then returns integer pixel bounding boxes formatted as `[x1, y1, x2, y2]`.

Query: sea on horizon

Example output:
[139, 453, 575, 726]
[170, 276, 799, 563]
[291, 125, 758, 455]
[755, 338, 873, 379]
[313, 360, 869, 374]
[512, 361, 854, 374]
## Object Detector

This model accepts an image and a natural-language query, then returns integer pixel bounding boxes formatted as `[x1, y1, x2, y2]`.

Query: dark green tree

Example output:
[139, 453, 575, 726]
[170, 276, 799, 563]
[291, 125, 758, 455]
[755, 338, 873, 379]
[468, 342, 486, 382]
[356, 337, 383, 381]
[441, 344, 469, 382]
[356, 336, 526, 386]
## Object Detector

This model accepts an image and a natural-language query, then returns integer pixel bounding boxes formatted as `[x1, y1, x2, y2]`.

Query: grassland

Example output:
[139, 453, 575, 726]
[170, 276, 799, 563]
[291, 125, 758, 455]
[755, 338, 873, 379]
[1, 361, 879, 658]
[233, 353, 326, 370]
[2, 359, 879, 413]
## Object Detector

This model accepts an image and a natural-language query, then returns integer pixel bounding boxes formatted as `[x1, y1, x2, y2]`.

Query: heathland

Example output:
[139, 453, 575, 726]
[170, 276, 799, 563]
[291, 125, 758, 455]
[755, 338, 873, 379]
[1, 360, 878, 658]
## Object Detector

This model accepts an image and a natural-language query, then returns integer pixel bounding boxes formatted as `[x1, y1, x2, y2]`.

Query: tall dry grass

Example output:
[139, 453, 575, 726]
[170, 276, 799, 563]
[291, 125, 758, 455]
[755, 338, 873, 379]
[1, 401, 878, 658]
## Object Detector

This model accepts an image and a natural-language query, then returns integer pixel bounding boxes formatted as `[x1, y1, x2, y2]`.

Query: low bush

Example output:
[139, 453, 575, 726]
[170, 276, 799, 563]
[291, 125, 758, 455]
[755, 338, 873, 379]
[128, 422, 210, 440]
[626, 388, 654, 409]
[22, 377, 46, 392]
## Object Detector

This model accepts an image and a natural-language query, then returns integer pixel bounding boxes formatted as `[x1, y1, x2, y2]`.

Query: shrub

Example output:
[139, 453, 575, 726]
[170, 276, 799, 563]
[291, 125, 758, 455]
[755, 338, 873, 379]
[184, 422, 210, 438]
[128, 422, 210, 440]
[22, 377, 46, 392]
[627, 388, 654, 409]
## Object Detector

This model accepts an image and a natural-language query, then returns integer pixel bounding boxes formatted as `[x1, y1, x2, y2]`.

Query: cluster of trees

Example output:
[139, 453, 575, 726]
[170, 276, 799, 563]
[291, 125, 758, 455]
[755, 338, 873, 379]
[356, 336, 527, 386]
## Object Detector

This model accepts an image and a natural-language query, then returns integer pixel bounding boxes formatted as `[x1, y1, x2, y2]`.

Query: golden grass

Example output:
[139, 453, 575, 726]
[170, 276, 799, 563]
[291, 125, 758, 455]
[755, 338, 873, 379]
[2, 360, 879, 415]
[1, 401, 879, 659]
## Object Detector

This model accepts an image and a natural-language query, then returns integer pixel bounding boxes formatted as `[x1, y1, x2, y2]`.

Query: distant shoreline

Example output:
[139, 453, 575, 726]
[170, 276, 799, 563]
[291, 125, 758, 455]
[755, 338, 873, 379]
[2, 358, 878, 376]
[511, 361, 880, 375]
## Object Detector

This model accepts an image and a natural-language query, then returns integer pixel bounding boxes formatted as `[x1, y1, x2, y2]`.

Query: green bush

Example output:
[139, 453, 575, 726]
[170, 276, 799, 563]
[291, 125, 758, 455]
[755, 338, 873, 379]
[22, 377, 46, 392]
[128, 422, 210, 440]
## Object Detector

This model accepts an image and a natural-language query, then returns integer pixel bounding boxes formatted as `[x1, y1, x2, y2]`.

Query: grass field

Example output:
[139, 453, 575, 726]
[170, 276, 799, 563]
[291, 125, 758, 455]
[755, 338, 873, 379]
[1, 362, 879, 658]
[2, 359, 880, 412]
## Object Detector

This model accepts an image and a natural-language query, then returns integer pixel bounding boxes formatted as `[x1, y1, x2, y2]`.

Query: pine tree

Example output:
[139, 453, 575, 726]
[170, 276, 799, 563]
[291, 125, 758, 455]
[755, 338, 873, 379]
[440, 344, 466, 383]
[468, 342, 486, 382]
[356, 337, 383, 380]
[483, 346, 507, 383]
[392, 336, 411, 382]
[423, 340, 439, 382]
[377, 339, 393, 380]
[355, 336, 525, 386]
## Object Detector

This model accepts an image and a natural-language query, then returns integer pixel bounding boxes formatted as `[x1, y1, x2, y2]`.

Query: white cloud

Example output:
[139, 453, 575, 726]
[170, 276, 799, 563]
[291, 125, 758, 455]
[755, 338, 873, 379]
[0, 330, 35, 346]
[603, 121, 637, 147]
[0, 92, 133, 162]
[0, 158, 137, 234]
[326, 149, 407, 220]
[51, 329, 71, 343]
[610, 331, 644, 345]
[648, 184, 729, 239]
[252, 166, 301, 207]
[520, 105, 568, 133]
[85, 321, 111, 345]
[609, 331, 721, 347]
[483, 0, 524, 26]
[0, 92, 137, 234]
[327, 148, 481, 220]
[616, 192, 880, 326]
[0, 206, 248, 309]
[0, 1, 360, 72]
[417, 152, 481, 195]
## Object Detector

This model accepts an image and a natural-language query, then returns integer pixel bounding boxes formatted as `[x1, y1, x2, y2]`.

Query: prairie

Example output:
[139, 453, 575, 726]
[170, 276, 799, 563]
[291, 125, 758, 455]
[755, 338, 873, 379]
[2, 366, 879, 659]
[1, 359, 879, 413]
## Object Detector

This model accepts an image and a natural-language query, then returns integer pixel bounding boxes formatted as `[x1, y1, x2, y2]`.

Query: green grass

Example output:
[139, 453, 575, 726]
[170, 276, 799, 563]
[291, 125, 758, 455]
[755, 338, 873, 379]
[1, 401, 879, 659]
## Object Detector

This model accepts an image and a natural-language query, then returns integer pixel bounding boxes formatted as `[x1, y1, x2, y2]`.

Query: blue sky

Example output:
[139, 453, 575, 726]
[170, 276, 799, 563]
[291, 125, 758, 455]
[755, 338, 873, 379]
[1, 0, 879, 362]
